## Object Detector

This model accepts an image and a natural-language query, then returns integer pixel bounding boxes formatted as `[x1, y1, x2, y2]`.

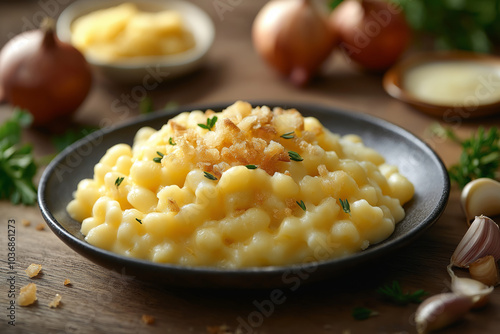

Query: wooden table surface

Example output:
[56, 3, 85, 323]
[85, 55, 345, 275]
[1, 1, 500, 333]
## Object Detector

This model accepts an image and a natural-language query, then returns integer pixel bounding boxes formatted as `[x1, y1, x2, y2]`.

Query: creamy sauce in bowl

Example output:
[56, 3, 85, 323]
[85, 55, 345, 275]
[403, 62, 500, 107]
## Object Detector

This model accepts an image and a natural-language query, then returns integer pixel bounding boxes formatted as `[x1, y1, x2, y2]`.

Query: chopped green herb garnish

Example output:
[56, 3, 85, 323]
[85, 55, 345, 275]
[0, 109, 37, 205]
[153, 151, 164, 163]
[245, 165, 257, 169]
[169, 137, 176, 146]
[352, 307, 379, 320]
[288, 151, 303, 162]
[377, 281, 428, 305]
[280, 131, 295, 139]
[115, 177, 124, 187]
[296, 200, 306, 211]
[198, 116, 218, 131]
[135, 218, 142, 224]
[203, 171, 217, 180]
[339, 198, 351, 215]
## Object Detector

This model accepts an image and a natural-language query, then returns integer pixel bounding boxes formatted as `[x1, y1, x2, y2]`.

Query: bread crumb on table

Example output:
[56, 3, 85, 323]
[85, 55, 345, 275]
[48, 294, 62, 308]
[35, 223, 45, 231]
[64, 279, 71, 286]
[17, 283, 37, 306]
[25, 264, 42, 278]
[21, 219, 31, 227]
[141, 314, 155, 325]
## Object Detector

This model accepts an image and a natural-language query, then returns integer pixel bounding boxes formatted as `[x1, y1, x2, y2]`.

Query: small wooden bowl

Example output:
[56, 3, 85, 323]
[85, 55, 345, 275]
[383, 51, 500, 118]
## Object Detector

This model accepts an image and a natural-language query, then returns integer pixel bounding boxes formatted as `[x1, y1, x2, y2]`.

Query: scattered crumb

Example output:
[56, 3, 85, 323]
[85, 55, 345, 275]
[25, 264, 42, 278]
[17, 283, 37, 306]
[48, 294, 62, 308]
[35, 223, 45, 231]
[21, 219, 31, 227]
[141, 314, 155, 325]
[64, 279, 71, 286]
[206, 324, 233, 334]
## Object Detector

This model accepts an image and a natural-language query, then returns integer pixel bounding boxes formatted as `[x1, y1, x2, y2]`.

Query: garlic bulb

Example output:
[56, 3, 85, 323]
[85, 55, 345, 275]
[461, 178, 500, 224]
[451, 215, 500, 268]
[414, 293, 473, 334]
[469, 255, 499, 287]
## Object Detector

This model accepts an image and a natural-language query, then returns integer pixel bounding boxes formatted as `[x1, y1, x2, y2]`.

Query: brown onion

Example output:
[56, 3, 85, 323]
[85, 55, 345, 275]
[0, 18, 92, 127]
[252, 0, 337, 86]
[329, 0, 411, 71]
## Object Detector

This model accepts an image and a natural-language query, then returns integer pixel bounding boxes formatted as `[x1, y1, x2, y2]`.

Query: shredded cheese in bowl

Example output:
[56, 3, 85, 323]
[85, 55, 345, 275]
[71, 3, 196, 62]
[67, 101, 414, 268]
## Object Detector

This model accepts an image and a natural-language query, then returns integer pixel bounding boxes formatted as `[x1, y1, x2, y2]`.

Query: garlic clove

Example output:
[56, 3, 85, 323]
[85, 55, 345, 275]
[469, 255, 499, 287]
[451, 215, 500, 268]
[461, 178, 500, 224]
[414, 293, 473, 334]
[447, 264, 494, 309]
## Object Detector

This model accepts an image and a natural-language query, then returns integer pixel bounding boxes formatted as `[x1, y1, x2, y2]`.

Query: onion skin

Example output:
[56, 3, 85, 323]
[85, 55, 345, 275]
[252, 0, 337, 86]
[0, 20, 92, 127]
[330, 0, 411, 71]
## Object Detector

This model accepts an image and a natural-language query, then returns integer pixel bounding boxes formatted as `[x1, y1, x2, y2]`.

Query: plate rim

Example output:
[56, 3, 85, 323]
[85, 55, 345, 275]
[38, 101, 450, 286]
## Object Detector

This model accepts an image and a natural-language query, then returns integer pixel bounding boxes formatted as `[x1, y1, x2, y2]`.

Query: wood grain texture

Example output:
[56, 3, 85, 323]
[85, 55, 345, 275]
[1, 1, 500, 333]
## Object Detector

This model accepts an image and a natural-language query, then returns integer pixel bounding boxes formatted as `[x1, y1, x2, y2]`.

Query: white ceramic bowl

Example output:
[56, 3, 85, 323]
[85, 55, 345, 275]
[57, 0, 215, 84]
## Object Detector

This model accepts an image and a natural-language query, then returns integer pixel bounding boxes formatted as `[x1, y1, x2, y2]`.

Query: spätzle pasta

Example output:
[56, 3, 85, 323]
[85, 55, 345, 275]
[67, 101, 414, 268]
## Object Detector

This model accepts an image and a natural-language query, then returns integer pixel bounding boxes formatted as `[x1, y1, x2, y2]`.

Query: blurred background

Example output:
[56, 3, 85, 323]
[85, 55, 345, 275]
[1, 0, 499, 130]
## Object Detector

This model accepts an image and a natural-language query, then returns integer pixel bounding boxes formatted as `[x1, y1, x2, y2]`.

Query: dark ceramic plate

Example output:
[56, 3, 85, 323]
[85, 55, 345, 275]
[38, 102, 450, 289]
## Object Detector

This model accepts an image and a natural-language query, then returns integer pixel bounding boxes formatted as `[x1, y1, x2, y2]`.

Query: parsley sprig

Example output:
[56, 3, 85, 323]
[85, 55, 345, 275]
[296, 200, 306, 211]
[377, 281, 427, 305]
[352, 307, 379, 320]
[429, 124, 500, 188]
[51, 126, 99, 153]
[449, 127, 500, 188]
[0, 109, 37, 205]
[198, 116, 218, 131]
